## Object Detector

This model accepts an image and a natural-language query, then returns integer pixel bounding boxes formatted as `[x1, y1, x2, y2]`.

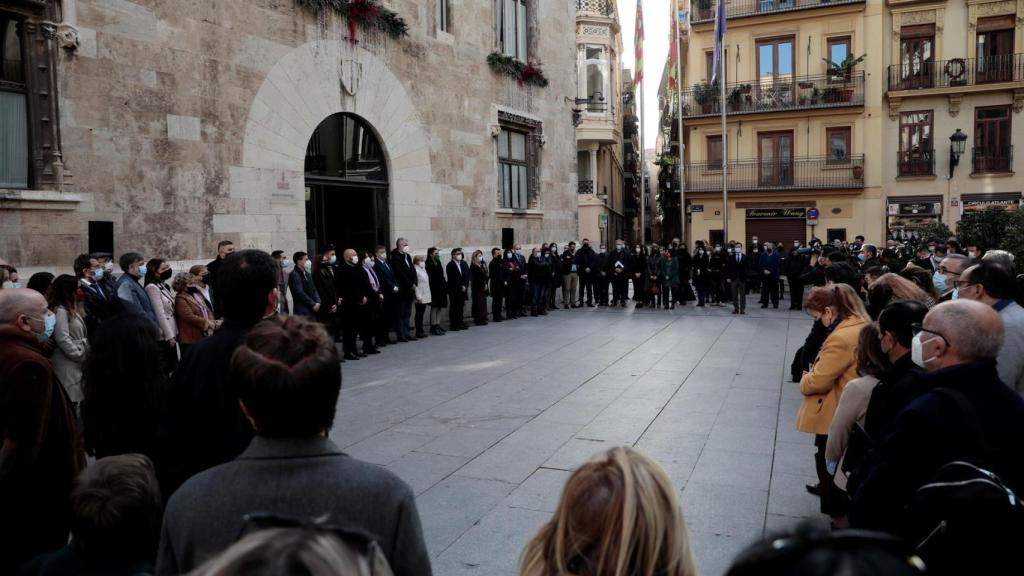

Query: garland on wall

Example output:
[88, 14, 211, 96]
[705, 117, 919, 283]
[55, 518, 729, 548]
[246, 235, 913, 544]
[297, 0, 409, 46]
[487, 52, 550, 88]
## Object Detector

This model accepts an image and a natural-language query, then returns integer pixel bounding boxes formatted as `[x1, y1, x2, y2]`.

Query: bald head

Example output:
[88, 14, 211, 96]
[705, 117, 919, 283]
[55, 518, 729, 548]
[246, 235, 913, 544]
[343, 249, 357, 265]
[920, 300, 1003, 370]
[0, 288, 50, 341]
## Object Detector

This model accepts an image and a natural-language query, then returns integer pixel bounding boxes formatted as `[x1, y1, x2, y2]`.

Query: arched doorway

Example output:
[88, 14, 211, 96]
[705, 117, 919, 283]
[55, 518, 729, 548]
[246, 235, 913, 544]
[304, 113, 389, 256]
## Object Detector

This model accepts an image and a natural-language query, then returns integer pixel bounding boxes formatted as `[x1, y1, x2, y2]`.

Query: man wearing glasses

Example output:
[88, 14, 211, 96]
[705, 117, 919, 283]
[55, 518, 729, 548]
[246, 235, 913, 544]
[850, 300, 1024, 554]
[932, 253, 973, 302]
[956, 260, 1024, 396]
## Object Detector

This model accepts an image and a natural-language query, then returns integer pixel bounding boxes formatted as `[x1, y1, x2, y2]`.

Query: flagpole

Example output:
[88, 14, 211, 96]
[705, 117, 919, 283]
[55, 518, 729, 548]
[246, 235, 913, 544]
[719, 14, 728, 243]
[674, 0, 686, 245]
[639, 79, 646, 245]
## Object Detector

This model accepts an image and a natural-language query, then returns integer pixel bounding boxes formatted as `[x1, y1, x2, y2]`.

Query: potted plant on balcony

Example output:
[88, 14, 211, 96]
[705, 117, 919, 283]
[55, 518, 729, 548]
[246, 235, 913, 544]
[823, 53, 866, 102]
[852, 164, 864, 179]
[694, 81, 717, 114]
[727, 86, 745, 110]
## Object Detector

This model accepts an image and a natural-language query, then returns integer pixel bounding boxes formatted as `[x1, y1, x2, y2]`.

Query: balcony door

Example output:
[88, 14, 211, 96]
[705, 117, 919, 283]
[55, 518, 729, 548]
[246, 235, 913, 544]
[974, 105, 1012, 173]
[899, 25, 934, 89]
[759, 131, 793, 187]
[976, 17, 1014, 83]
[899, 110, 933, 176]
[757, 37, 795, 108]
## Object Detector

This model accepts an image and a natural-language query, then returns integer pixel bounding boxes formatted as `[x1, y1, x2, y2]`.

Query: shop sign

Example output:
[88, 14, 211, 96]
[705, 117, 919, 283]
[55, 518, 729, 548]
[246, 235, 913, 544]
[598, 213, 608, 228]
[746, 208, 806, 219]
[893, 202, 939, 215]
[689, 204, 704, 213]
[962, 198, 1021, 213]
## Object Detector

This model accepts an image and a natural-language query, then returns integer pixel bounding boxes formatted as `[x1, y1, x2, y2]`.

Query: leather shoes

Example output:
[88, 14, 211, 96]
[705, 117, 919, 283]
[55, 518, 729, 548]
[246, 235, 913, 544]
[397, 336, 409, 343]
[344, 353, 360, 361]
[364, 348, 380, 354]
[805, 483, 821, 496]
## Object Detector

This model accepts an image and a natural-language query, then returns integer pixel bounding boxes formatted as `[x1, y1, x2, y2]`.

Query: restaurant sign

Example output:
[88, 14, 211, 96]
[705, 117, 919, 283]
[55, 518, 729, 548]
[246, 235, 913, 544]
[746, 208, 807, 219]
[962, 197, 1021, 213]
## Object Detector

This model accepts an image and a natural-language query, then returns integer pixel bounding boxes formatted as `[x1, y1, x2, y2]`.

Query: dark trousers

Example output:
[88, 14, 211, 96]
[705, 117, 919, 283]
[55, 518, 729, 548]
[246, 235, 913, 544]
[472, 289, 488, 323]
[414, 302, 427, 334]
[507, 281, 522, 317]
[378, 295, 397, 342]
[788, 275, 804, 309]
[761, 277, 779, 307]
[341, 305, 358, 354]
[612, 275, 628, 303]
[814, 434, 845, 517]
[710, 275, 722, 303]
[578, 274, 594, 304]
[632, 276, 645, 302]
[595, 275, 609, 305]
[695, 281, 708, 305]
[449, 293, 466, 328]
[531, 283, 546, 313]
[396, 299, 412, 338]
[491, 285, 504, 320]
[362, 298, 380, 350]
[731, 280, 747, 311]
[548, 280, 559, 308]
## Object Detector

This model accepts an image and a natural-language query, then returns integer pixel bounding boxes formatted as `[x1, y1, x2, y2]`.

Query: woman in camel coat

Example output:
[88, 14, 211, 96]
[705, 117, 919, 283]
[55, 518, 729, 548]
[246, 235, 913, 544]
[796, 283, 869, 521]
[173, 271, 215, 354]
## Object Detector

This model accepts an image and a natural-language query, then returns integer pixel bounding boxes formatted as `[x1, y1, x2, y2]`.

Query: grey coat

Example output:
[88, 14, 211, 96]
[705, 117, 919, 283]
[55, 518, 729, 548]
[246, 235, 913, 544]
[156, 436, 431, 576]
[997, 300, 1024, 396]
[116, 274, 158, 328]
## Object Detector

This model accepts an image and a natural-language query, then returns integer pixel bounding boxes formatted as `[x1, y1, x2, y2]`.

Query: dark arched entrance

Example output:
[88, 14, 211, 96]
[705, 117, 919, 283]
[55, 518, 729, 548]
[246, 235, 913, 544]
[304, 113, 389, 256]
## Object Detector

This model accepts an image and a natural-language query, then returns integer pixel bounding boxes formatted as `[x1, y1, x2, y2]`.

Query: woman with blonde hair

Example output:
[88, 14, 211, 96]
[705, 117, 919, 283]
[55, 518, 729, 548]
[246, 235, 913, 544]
[796, 284, 869, 524]
[520, 447, 698, 576]
[173, 271, 215, 355]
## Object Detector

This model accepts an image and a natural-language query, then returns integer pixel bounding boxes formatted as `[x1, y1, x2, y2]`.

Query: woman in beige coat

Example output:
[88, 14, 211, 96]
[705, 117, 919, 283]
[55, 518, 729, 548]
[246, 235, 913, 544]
[48, 274, 89, 405]
[796, 283, 869, 521]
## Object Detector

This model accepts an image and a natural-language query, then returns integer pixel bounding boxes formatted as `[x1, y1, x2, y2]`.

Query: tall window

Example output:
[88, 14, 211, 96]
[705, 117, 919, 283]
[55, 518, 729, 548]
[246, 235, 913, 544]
[704, 49, 727, 82]
[974, 105, 1012, 173]
[498, 128, 529, 209]
[496, 0, 527, 61]
[0, 16, 28, 188]
[758, 131, 793, 186]
[899, 110, 933, 176]
[826, 127, 851, 163]
[706, 135, 722, 166]
[579, 46, 608, 112]
[437, 0, 450, 33]
[976, 16, 1014, 83]
[899, 25, 934, 89]
[757, 37, 795, 85]
[827, 37, 850, 67]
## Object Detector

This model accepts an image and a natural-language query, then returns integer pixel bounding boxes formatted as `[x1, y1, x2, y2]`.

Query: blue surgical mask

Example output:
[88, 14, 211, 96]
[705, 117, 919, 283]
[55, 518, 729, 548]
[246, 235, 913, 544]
[329, 255, 337, 265]
[858, 253, 866, 262]
[93, 268, 104, 281]
[44, 313, 56, 338]
[138, 264, 148, 277]
[951, 288, 959, 301]
[932, 271, 948, 292]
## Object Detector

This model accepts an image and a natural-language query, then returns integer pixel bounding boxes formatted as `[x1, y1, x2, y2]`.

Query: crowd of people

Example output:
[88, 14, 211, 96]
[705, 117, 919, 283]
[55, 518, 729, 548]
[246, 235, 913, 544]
[1, 230, 1022, 576]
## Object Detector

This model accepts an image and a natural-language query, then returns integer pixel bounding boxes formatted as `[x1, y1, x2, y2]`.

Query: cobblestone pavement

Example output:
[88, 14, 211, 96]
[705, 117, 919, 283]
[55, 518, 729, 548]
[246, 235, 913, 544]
[330, 296, 821, 576]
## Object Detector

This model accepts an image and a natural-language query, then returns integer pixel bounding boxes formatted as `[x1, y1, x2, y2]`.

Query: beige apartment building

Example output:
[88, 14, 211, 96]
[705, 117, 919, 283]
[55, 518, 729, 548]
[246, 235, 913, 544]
[883, 0, 1024, 242]
[0, 0, 579, 269]
[575, 0, 627, 246]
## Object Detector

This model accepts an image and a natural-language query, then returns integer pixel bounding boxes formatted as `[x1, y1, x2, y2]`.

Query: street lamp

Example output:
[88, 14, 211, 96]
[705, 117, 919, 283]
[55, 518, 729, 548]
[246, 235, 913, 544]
[949, 129, 968, 179]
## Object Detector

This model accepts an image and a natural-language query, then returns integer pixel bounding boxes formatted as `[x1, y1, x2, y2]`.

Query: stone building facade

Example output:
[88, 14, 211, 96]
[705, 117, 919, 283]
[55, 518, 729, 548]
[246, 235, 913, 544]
[0, 0, 579, 269]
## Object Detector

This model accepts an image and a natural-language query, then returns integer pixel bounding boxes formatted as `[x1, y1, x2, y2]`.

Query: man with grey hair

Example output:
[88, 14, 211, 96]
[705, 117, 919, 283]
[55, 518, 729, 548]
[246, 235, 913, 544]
[982, 249, 1015, 269]
[934, 253, 973, 302]
[958, 260, 1024, 394]
[851, 301, 1024, 543]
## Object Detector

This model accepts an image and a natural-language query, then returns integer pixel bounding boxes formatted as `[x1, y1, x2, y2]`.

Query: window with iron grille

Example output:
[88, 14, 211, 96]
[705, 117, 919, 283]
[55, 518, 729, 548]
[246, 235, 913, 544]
[826, 127, 851, 164]
[0, 15, 28, 189]
[498, 129, 529, 209]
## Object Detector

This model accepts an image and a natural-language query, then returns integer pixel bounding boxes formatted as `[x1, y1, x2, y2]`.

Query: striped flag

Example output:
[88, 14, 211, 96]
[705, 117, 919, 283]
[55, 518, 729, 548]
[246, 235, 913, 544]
[667, 2, 678, 91]
[634, 0, 644, 84]
[711, 0, 727, 84]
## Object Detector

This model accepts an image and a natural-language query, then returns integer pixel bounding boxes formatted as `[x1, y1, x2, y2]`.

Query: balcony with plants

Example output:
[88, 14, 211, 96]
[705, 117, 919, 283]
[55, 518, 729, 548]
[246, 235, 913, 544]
[886, 54, 1024, 93]
[690, 0, 864, 24]
[685, 155, 866, 192]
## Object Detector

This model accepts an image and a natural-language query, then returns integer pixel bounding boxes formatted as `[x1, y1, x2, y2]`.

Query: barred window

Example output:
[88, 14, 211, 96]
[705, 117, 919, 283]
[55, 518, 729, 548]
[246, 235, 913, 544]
[498, 129, 528, 209]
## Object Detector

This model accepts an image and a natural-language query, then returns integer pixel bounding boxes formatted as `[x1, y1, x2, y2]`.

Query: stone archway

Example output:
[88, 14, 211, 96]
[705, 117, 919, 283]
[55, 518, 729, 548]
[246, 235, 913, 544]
[226, 40, 432, 252]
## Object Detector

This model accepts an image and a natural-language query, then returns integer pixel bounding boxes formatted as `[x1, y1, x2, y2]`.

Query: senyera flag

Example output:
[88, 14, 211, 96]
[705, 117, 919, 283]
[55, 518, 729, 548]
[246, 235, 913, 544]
[635, 0, 644, 84]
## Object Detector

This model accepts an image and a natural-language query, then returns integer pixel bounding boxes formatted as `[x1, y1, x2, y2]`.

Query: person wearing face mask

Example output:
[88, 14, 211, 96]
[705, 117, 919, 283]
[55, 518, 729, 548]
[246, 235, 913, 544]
[758, 242, 782, 309]
[116, 252, 160, 331]
[934, 253, 973, 302]
[312, 247, 342, 345]
[489, 248, 506, 322]
[338, 248, 371, 358]
[547, 243, 562, 310]
[527, 247, 551, 316]
[629, 245, 647, 308]
[360, 250, 386, 350]
[513, 244, 529, 316]
[726, 243, 749, 314]
[708, 245, 724, 307]
[505, 248, 524, 318]
[373, 245, 400, 344]
[412, 254, 432, 338]
[796, 285, 870, 521]
[91, 252, 120, 294]
[144, 258, 180, 372]
[74, 253, 118, 333]
[747, 236, 761, 295]
[470, 250, 490, 325]
[446, 248, 471, 330]
[390, 238, 417, 342]
[0, 288, 85, 573]
[645, 245, 664, 308]
[47, 274, 90, 411]
[287, 252, 321, 318]
[610, 240, 630, 306]
[692, 242, 709, 307]
[426, 247, 448, 335]
[785, 241, 807, 311]
[575, 239, 597, 307]
[271, 250, 291, 315]
[594, 243, 610, 307]
[956, 261, 1024, 395]
[561, 242, 579, 309]
[849, 301, 1024, 574]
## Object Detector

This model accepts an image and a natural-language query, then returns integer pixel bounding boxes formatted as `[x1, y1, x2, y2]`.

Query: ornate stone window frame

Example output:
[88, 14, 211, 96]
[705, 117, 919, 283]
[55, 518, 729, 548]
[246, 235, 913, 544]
[494, 109, 544, 213]
[966, 0, 1023, 61]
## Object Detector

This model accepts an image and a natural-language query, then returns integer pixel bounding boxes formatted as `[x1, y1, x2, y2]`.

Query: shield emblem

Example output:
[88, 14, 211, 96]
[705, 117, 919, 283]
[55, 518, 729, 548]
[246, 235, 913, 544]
[340, 59, 362, 96]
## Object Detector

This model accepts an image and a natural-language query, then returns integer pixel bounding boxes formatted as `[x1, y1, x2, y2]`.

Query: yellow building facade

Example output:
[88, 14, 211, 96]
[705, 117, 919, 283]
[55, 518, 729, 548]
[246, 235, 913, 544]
[576, 0, 627, 246]
[674, 0, 884, 247]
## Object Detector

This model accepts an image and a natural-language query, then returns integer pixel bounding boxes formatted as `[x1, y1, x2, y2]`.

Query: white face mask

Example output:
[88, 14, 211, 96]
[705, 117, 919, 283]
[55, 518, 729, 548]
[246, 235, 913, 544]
[282, 259, 291, 268]
[455, 254, 463, 261]
[403, 246, 411, 254]
[911, 332, 939, 369]
[303, 260, 312, 272]
[104, 262, 114, 272]
[363, 258, 372, 266]
[599, 247, 607, 254]
[350, 255, 359, 265]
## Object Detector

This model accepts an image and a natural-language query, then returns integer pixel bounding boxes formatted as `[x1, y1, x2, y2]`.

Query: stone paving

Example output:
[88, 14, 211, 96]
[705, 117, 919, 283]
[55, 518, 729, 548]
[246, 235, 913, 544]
[329, 295, 822, 576]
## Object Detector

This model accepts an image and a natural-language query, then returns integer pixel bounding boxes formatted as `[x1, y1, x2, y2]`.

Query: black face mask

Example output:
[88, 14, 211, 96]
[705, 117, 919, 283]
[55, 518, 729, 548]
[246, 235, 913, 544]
[160, 269, 173, 281]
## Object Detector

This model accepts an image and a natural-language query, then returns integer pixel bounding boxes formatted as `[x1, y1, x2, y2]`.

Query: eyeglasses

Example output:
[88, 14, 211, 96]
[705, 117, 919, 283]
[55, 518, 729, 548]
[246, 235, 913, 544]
[911, 323, 949, 347]
[938, 267, 961, 277]
[953, 280, 978, 290]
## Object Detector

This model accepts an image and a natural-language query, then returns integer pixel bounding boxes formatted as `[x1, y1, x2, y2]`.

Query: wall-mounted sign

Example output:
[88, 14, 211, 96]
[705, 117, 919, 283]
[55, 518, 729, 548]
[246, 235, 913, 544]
[746, 208, 807, 219]
[598, 213, 608, 228]
[888, 202, 941, 216]
[807, 208, 820, 223]
[689, 204, 704, 213]
[962, 197, 1021, 213]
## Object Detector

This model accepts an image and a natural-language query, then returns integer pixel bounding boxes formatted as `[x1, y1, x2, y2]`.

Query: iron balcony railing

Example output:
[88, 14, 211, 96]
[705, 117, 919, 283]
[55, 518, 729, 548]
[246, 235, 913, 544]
[898, 149, 935, 177]
[681, 73, 864, 118]
[578, 179, 595, 194]
[691, 0, 864, 23]
[972, 146, 1013, 174]
[576, 97, 608, 113]
[576, 0, 613, 16]
[887, 54, 1024, 91]
[686, 154, 865, 192]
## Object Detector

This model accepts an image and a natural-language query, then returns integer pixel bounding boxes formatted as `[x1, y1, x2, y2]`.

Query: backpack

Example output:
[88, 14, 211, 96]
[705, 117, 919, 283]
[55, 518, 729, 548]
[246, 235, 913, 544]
[903, 388, 1024, 575]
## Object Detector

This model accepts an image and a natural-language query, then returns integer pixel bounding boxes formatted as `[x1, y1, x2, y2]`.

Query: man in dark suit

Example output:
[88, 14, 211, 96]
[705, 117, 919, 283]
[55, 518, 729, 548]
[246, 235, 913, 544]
[338, 249, 368, 360]
[167, 250, 279, 496]
[610, 240, 630, 306]
[390, 238, 417, 341]
[288, 252, 320, 317]
[488, 247, 505, 321]
[575, 239, 597, 307]
[205, 240, 234, 317]
[373, 246, 400, 343]
[726, 241, 748, 315]
[157, 316, 431, 576]
[785, 241, 807, 310]
[759, 242, 782, 309]
[73, 253, 119, 335]
[446, 248, 470, 330]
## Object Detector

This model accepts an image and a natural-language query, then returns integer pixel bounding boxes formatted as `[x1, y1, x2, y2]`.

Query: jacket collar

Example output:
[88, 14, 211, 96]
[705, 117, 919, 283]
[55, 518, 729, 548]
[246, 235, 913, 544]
[237, 435, 345, 460]
[0, 323, 42, 350]
[921, 360, 1000, 391]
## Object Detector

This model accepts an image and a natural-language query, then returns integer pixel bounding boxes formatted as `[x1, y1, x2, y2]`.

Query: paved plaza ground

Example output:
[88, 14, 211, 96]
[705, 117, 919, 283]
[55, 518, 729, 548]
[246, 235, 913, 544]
[329, 295, 823, 576]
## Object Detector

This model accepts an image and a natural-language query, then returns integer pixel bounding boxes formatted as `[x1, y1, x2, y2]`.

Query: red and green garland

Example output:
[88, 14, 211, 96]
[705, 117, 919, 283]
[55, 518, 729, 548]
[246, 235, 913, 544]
[297, 0, 409, 46]
[487, 52, 550, 88]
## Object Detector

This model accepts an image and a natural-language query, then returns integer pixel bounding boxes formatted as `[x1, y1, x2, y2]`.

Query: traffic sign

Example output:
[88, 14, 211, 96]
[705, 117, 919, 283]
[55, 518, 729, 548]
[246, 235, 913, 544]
[807, 208, 820, 223]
